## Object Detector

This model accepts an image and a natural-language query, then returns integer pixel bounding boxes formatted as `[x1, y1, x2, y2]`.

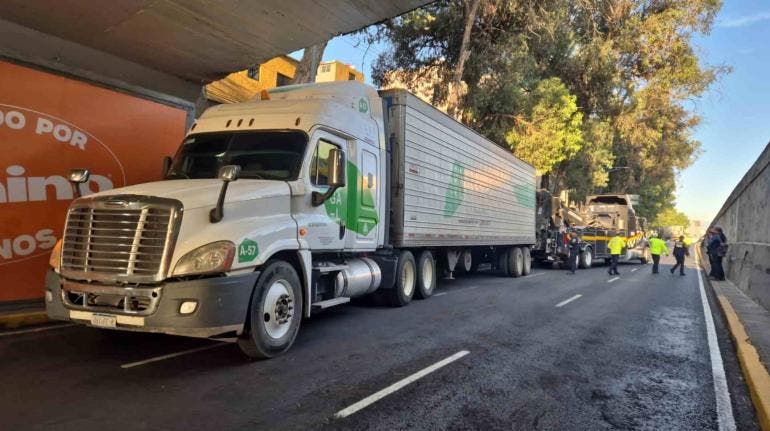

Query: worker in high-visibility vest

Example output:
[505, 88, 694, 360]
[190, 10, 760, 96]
[648, 234, 669, 274]
[607, 233, 625, 276]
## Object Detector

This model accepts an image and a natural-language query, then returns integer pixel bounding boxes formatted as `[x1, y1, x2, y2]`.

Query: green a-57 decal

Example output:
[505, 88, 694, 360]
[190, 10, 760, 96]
[323, 161, 379, 235]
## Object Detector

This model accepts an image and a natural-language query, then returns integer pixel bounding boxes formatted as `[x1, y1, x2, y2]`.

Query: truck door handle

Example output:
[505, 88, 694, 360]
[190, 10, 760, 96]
[340, 224, 346, 240]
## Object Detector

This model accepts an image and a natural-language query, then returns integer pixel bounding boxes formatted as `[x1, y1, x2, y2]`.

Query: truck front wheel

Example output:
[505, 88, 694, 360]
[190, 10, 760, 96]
[389, 250, 416, 307]
[238, 260, 303, 359]
[415, 250, 436, 299]
[521, 247, 532, 275]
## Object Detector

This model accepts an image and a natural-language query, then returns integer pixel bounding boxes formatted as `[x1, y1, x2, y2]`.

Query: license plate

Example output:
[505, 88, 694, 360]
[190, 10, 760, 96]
[91, 313, 117, 328]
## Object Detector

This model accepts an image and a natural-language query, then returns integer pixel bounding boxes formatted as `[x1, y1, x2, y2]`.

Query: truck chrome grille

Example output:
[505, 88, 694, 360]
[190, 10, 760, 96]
[60, 196, 182, 283]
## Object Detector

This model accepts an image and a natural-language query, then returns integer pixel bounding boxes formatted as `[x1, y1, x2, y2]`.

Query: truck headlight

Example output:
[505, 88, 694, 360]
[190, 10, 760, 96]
[49, 239, 63, 273]
[172, 241, 235, 277]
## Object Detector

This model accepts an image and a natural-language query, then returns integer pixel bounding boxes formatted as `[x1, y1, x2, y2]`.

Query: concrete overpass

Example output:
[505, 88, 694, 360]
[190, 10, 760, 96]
[0, 0, 429, 106]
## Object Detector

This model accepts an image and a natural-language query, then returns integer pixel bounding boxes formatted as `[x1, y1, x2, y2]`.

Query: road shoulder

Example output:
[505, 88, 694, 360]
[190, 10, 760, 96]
[700, 246, 770, 430]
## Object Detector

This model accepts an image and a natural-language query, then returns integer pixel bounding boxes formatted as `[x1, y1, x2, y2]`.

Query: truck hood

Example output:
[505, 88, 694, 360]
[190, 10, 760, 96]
[89, 179, 291, 210]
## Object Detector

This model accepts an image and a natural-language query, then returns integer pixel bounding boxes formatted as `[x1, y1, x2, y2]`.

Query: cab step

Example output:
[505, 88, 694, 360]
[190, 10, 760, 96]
[311, 297, 351, 310]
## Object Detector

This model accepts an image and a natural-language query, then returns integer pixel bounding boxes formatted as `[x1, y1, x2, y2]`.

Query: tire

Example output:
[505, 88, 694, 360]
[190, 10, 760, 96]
[415, 250, 436, 299]
[509, 247, 524, 277]
[640, 249, 650, 265]
[238, 260, 303, 359]
[498, 249, 509, 275]
[579, 247, 593, 269]
[455, 249, 472, 275]
[521, 247, 532, 275]
[389, 250, 416, 307]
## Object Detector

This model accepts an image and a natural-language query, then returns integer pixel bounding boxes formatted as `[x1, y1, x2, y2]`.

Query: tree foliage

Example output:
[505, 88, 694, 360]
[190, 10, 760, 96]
[363, 0, 726, 219]
[654, 206, 691, 228]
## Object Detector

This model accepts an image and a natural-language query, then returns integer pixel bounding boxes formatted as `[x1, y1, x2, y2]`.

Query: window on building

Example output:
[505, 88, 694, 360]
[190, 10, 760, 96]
[247, 66, 260, 80]
[348, 72, 357, 81]
[276, 72, 292, 87]
[320, 64, 331, 73]
[310, 139, 341, 186]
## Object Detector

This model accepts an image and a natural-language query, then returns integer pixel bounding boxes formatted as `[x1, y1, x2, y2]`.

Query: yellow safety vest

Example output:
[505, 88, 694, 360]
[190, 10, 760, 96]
[608, 236, 625, 255]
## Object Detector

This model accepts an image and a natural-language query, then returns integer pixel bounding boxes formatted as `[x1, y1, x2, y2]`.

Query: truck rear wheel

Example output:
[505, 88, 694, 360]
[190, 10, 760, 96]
[521, 247, 532, 275]
[579, 247, 593, 269]
[509, 247, 524, 277]
[238, 260, 302, 359]
[415, 250, 436, 299]
[455, 249, 473, 275]
[389, 250, 416, 307]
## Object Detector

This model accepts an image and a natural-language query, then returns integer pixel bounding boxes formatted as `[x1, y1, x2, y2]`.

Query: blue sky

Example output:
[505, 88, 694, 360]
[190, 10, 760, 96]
[310, 1, 769, 224]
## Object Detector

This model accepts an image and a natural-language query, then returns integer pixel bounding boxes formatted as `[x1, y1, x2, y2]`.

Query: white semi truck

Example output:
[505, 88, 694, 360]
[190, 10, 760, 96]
[45, 82, 536, 358]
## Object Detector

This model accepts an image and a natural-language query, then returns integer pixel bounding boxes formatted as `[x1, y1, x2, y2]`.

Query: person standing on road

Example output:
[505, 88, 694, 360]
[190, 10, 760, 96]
[707, 227, 727, 280]
[567, 232, 581, 275]
[648, 234, 669, 274]
[607, 233, 624, 276]
[670, 235, 689, 276]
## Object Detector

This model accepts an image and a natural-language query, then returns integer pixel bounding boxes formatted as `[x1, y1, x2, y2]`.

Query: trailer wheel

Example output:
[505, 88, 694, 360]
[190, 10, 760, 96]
[415, 250, 436, 299]
[579, 247, 593, 269]
[389, 250, 416, 307]
[455, 249, 473, 275]
[508, 247, 524, 277]
[521, 247, 532, 275]
[238, 260, 302, 359]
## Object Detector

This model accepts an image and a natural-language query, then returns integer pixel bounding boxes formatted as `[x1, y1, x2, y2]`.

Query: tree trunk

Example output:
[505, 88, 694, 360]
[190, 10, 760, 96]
[292, 41, 329, 84]
[446, 0, 480, 119]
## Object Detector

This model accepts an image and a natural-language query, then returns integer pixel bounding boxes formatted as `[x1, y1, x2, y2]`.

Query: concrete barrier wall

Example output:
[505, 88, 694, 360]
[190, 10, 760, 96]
[710, 142, 770, 311]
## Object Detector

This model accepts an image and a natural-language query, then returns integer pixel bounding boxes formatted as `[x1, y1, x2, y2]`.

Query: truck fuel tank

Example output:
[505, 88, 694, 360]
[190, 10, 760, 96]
[335, 258, 382, 298]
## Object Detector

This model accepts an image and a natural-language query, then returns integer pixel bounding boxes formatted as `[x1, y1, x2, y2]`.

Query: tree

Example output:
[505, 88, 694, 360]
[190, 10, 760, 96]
[654, 207, 690, 228]
[365, 0, 725, 219]
[292, 41, 328, 84]
[505, 78, 583, 176]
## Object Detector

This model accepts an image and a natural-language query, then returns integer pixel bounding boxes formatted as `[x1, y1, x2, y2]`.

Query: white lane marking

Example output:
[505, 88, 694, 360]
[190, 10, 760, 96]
[120, 343, 227, 369]
[631, 268, 638, 272]
[0, 323, 77, 338]
[526, 272, 546, 278]
[696, 253, 736, 431]
[555, 294, 582, 308]
[608, 277, 620, 283]
[433, 292, 448, 297]
[334, 350, 470, 419]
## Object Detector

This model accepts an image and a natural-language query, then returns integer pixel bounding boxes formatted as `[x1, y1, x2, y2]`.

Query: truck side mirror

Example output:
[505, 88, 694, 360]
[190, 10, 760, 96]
[312, 149, 346, 206]
[328, 148, 346, 188]
[162, 156, 173, 178]
[68, 169, 90, 198]
[210, 165, 241, 223]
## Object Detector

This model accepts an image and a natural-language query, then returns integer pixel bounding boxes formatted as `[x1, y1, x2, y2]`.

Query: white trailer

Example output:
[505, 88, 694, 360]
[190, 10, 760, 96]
[46, 82, 536, 358]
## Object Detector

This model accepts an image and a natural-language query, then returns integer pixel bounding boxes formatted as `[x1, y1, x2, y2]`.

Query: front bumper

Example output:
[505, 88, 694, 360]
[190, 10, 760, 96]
[45, 269, 259, 338]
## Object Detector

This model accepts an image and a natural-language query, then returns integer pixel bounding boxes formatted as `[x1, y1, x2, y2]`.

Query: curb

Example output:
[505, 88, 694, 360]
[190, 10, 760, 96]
[717, 295, 770, 431]
[0, 310, 49, 330]
[698, 245, 770, 430]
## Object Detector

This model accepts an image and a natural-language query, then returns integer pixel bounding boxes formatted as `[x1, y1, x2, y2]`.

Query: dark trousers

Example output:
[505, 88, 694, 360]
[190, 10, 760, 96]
[652, 254, 661, 273]
[712, 255, 725, 280]
[569, 252, 579, 273]
[671, 255, 685, 274]
[708, 254, 715, 276]
[609, 255, 619, 275]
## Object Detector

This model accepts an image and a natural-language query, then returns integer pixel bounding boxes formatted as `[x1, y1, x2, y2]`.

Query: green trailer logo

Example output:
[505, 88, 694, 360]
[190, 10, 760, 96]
[513, 183, 535, 209]
[443, 162, 465, 217]
[238, 238, 259, 263]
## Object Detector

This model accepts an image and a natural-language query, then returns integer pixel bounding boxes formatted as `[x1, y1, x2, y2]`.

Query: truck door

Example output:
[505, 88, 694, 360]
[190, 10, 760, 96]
[300, 130, 348, 251]
[345, 141, 380, 250]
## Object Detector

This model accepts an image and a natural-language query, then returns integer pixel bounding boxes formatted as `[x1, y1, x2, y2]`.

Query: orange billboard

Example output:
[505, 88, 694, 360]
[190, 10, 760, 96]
[0, 61, 188, 302]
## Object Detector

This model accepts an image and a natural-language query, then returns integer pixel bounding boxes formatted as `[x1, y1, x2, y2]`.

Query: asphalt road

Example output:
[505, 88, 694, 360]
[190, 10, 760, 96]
[0, 255, 759, 430]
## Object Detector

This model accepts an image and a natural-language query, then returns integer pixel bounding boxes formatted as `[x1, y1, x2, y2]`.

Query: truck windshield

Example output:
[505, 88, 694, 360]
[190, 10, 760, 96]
[166, 130, 307, 180]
